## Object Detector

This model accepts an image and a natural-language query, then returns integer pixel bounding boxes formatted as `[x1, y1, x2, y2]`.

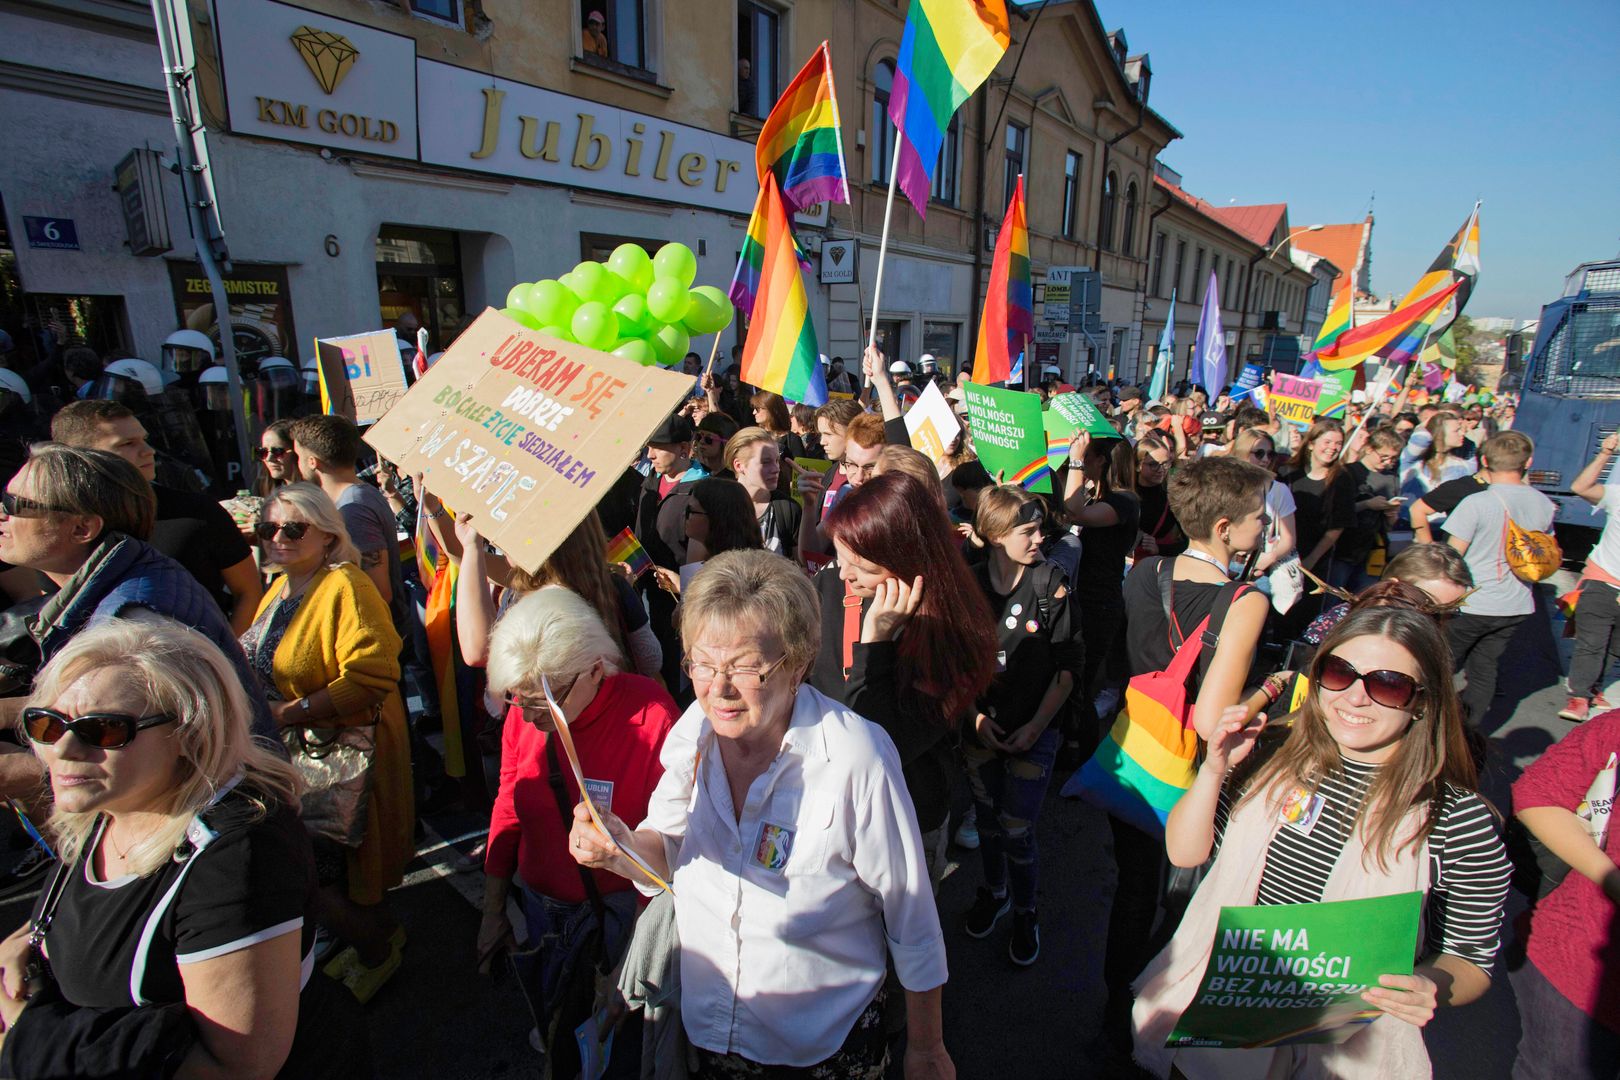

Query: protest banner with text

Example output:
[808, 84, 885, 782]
[1268, 373, 1325, 430]
[363, 308, 692, 574]
[905, 381, 963, 464]
[315, 330, 409, 425]
[1167, 890, 1421, 1049]
[962, 383, 1051, 493]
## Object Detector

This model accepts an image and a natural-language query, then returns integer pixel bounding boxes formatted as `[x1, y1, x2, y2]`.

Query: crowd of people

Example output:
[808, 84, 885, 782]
[0, 328, 1615, 1080]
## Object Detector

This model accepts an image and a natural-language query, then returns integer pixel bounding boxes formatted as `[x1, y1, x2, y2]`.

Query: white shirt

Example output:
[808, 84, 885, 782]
[1589, 485, 1620, 579]
[1263, 479, 1298, 558]
[637, 686, 947, 1067]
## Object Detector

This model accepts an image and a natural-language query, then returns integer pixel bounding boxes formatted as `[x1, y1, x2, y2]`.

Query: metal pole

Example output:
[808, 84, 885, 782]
[150, 0, 251, 480]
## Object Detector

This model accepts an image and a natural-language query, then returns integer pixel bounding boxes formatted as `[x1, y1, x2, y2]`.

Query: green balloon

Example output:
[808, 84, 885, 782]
[653, 243, 698, 289]
[647, 277, 691, 324]
[569, 261, 612, 304]
[523, 279, 576, 325]
[612, 339, 658, 367]
[607, 244, 655, 292]
[681, 289, 735, 335]
[691, 286, 734, 330]
[612, 293, 652, 337]
[571, 301, 616, 350]
[501, 306, 542, 330]
[505, 283, 531, 310]
[650, 323, 689, 366]
[536, 324, 572, 342]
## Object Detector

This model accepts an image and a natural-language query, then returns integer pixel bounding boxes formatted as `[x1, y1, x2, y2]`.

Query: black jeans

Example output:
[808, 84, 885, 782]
[1101, 817, 1170, 1051]
[1448, 611, 1528, 725]
[1512, 958, 1620, 1080]
[1569, 581, 1620, 699]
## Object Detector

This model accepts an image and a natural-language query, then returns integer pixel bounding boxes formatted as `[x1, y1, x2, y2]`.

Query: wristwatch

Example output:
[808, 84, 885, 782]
[298, 697, 313, 718]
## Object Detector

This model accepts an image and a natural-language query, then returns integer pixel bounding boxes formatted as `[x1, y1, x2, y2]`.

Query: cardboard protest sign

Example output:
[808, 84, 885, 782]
[1166, 891, 1421, 1049]
[363, 308, 692, 574]
[789, 457, 834, 507]
[315, 331, 408, 424]
[1315, 369, 1357, 420]
[1268, 373, 1325, 430]
[905, 381, 962, 463]
[962, 383, 1051, 493]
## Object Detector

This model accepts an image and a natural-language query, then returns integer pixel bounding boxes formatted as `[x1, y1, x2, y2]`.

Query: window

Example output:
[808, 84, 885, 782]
[736, 2, 779, 119]
[1172, 238, 1186, 298]
[1098, 172, 1118, 252]
[871, 60, 896, 184]
[582, 1, 648, 72]
[931, 114, 960, 205]
[923, 321, 961, 378]
[1121, 181, 1139, 256]
[1192, 247, 1205, 300]
[409, 0, 461, 26]
[1150, 232, 1167, 296]
[1003, 123, 1026, 207]
[1224, 258, 1235, 304]
[1062, 151, 1082, 238]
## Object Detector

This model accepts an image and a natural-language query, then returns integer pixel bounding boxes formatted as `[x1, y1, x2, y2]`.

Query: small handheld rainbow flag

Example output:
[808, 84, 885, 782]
[605, 527, 653, 579]
[972, 174, 1033, 384]
[756, 42, 849, 214]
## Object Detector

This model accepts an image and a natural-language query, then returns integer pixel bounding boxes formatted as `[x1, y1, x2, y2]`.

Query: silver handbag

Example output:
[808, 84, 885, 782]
[283, 717, 377, 848]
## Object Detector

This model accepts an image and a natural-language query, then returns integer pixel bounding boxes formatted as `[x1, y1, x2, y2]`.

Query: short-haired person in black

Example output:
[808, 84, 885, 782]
[1098, 455, 1274, 1056]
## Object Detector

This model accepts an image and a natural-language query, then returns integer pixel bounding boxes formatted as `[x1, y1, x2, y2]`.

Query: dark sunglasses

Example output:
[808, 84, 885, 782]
[23, 707, 177, 749]
[1317, 654, 1422, 710]
[254, 445, 293, 460]
[695, 433, 726, 447]
[0, 492, 64, 518]
[255, 520, 311, 541]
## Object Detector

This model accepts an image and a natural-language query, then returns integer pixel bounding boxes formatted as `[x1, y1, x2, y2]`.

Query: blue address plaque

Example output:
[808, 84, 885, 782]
[22, 217, 80, 251]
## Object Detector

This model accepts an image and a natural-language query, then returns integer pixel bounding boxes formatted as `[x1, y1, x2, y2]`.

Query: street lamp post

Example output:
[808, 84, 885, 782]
[1235, 224, 1323, 374]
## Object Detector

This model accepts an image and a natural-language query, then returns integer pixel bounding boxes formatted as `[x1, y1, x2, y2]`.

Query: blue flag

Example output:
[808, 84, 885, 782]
[1148, 289, 1174, 400]
[1194, 270, 1227, 396]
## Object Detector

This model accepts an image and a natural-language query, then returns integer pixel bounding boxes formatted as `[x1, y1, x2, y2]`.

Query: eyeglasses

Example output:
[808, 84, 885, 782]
[695, 433, 725, 448]
[254, 445, 292, 460]
[681, 653, 789, 691]
[1141, 457, 1170, 471]
[0, 492, 64, 518]
[1317, 654, 1423, 710]
[23, 707, 177, 749]
[255, 520, 311, 541]
[684, 505, 708, 519]
[842, 460, 879, 478]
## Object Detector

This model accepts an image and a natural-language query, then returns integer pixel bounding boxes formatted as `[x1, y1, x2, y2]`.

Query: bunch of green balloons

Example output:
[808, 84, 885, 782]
[499, 242, 734, 367]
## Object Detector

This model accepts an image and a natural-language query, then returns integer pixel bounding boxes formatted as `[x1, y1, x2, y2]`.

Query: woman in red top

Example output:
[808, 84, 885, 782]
[475, 586, 679, 1073]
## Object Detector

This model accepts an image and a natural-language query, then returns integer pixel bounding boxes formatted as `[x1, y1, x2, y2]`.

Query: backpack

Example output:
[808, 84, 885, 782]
[1061, 559, 1248, 836]
[1496, 492, 1561, 583]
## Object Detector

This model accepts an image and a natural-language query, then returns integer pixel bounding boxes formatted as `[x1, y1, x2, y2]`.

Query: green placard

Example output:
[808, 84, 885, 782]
[1166, 890, 1421, 1049]
[962, 382, 1052, 493]
[1045, 391, 1120, 439]
[1315, 369, 1357, 420]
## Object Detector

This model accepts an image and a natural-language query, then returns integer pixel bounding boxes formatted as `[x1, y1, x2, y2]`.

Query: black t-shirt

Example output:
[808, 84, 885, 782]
[1137, 483, 1186, 556]
[151, 484, 254, 617]
[972, 560, 1082, 732]
[1340, 461, 1399, 563]
[1123, 557, 1253, 690]
[1284, 469, 1356, 571]
[1076, 490, 1141, 598]
[38, 790, 315, 1010]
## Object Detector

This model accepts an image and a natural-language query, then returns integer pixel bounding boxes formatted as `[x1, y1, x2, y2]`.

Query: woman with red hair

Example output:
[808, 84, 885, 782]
[811, 471, 997, 882]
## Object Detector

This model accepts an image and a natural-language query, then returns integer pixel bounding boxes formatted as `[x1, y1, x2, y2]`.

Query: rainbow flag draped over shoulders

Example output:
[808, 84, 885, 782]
[756, 42, 849, 214]
[1312, 280, 1461, 372]
[888, 0, 1010, 217]
[971, 174, 1032, 384]
[739, 175, 828, 406]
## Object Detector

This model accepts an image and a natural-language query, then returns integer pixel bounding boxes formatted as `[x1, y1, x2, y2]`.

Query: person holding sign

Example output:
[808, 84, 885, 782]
[1133, 596, 1511, 1078]
[477, 587, 678, 1078]
[568, 550, 955, 1078]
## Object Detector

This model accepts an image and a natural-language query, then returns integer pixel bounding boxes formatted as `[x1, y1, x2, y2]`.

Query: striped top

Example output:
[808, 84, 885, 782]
[1215, 756, 1511, 971]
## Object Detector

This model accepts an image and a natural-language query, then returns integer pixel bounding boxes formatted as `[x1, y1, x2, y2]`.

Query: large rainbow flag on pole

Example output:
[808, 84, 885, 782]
[972, 174, 1032, 384]
[888, 0, 1011, 217]
[1396, 202, 1481, 342]
[755, 42, 849, 214]
[1311, 280, 1462, 372]
[1313, 282, 1355, 354]
[739, 174, 828, 405]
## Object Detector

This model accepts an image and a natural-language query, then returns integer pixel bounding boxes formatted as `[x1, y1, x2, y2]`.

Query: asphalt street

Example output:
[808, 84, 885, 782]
[0, 577, 1589, 1078]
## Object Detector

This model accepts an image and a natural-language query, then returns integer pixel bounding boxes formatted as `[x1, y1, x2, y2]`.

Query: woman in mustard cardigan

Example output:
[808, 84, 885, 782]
[242, 481, 414, 1005]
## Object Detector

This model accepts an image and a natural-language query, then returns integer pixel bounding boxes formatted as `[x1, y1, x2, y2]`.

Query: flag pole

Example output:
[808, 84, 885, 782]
[704, 332, 723, 378]
[865, 138, 905, 353]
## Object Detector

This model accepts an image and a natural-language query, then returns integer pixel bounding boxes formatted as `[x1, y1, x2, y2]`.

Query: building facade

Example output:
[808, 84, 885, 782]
[1, 0, 1182, 387]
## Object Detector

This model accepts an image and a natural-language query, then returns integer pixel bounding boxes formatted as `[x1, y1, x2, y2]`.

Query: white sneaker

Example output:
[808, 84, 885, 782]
[953, 811, 980, 850]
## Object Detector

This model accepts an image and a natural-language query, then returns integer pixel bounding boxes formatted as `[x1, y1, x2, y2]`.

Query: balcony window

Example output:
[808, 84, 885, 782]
[736, 1, 780, 118]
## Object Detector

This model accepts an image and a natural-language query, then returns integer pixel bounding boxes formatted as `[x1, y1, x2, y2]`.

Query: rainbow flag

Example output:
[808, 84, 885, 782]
[756, 42, 849, 214]
[605, 527, 653, 579]
[1396, 203, 1480, 343]
[1311, 280, 1462, 372]
[888, 0, 1011, 217]
[1313, 282, 1354, 353]
[971, 174, 1033, 384]
[727, 185, 813, 314]
[738, 175, 828, 405]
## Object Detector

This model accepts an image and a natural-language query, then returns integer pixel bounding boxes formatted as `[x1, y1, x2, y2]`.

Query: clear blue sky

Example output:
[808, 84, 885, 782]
[1085, 0, 1620, 322]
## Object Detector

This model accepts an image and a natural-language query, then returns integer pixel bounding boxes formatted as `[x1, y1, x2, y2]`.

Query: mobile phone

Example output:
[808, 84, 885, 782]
[1388, 496, 1406, 505]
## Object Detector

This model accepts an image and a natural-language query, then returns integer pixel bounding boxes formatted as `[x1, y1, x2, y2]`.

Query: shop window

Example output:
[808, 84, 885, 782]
[922, 321, 961, 377]
[375, 225, 466, 352]
[581, 0, 651, 77]
[408, 0, 462, 27]
[580, 231, 668, 264]
[874, 319, 905, 367]
[736, 1, 780, 119]
[1003, 122, 1025, 208]
[1062, 151, 1082, 238]
[871, 60, 896, 184]
[931, 114, 960, 206]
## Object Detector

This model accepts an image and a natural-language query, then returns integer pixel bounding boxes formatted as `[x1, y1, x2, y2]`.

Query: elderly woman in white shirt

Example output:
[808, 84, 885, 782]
[569, 549, 952, 1079]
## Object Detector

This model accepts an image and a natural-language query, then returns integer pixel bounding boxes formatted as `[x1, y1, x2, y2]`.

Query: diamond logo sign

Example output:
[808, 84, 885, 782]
[291, 25, 358, 95]
[828, 245, 847, 266]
